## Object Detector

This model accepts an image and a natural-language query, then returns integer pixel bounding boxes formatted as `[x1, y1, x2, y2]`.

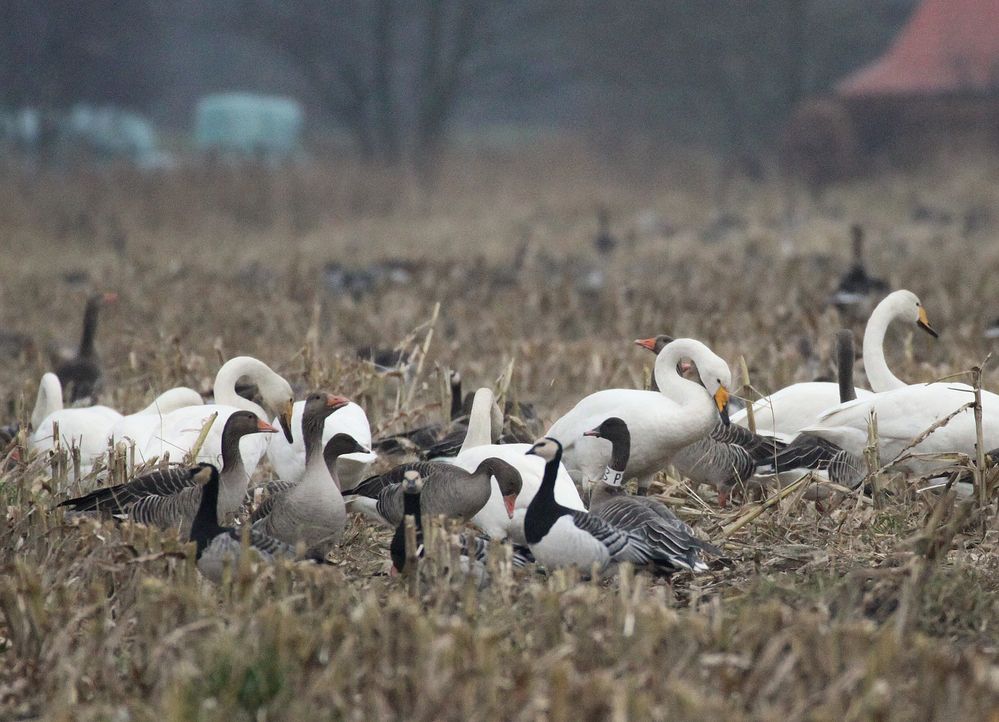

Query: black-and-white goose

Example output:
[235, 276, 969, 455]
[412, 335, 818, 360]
[344, 457, 522, 529]
[54, 291, 117, 403]
[250, 392, 359, 556]
[57, 411, 276, 535]
[524, 437, 649, 574]
[584, 418, 714, 574]
[188, 465, 329, 584]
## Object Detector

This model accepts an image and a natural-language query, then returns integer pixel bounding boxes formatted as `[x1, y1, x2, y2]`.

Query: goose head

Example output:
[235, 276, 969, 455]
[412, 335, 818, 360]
[402, 469, 424, 495]
[323, 433, 371, 480]
[635, 335, 694, 376]
[583, 417, 631, 470]
[301, 392, 351, 454]
[475, 458, 522, 518]
[526, 436, 562, 462]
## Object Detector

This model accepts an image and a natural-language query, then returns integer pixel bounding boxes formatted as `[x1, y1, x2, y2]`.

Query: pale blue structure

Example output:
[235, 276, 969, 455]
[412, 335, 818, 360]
[195, 93, 304, 158]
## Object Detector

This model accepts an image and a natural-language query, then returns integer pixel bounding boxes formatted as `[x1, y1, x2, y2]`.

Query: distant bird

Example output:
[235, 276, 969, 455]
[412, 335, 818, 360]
[373, 370, 465, 455]
[985, 317, 999, 340]
[250, 393, 362, 557]
[189, 465, 329, 584]
[524, 437, 650, 575]
[55, 291, 117, 403]
[344, 457, 522, 529]
[830, 225, 889, 310]
[593, 207, 618, 255]
[584, 418, 714, 574]
[57, 411, 277, 536]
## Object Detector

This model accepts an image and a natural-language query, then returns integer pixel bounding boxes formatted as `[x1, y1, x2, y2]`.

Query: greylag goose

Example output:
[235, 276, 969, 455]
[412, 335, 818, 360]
[57, 411, 276, 535]
[343, 457, 522, 529]
[55, 291, 117, 403]
[547, 338, 732, 495]
[250, 393, 357, 556]
[189, 465, 329, 584]
[584, 418, 713, 574]
[830, 225, 889, 310]
[524, 437, 650, 574]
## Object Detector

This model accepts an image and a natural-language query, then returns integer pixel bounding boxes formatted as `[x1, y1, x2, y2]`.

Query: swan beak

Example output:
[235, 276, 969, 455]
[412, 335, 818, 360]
[279, 400, 294, 444]
[503, 494, 517, 518]
[714, 386, 731, 426]
[257, 419, 278, 433]
[917, 307, 939, 338]
[634, 338, 657, 352]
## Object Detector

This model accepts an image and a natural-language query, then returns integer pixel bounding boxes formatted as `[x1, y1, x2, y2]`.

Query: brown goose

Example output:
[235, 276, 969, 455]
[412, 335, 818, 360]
[57, 411, 276, 535]
[343, 457, 522, 529]
[250, 392, 357, 556]
[189, 465, 329, 584]
[55, 291, 117, 403]
[584, 418, 714, 575]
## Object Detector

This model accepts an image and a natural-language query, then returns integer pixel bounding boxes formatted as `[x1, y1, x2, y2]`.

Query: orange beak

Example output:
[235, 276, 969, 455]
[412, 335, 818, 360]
[634, 338, 657, 352]
[503, 494, 517, 518]
[257, 419, 278, 433]
[326, 394, 351, 411]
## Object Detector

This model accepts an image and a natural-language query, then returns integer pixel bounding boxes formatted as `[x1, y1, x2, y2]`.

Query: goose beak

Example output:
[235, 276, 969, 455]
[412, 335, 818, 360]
[327, 394, 351, 411]
[583, 428, 600, 438]
[714, 386, 731, 426]
[634, 338, 657, 352]
[917, 307, 939, 338]
[503, 494, 517, 518]
[279, 400, 294, 444]
[257, 419, 278, 433]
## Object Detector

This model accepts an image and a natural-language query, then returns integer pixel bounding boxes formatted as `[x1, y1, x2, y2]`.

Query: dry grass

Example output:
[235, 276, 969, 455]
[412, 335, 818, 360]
[3, 144, 999, 720]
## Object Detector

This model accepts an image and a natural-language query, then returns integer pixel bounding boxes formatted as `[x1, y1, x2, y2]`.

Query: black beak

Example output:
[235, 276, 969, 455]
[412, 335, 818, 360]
[917, 319, 939, 338]
[719, 404, 731, 427]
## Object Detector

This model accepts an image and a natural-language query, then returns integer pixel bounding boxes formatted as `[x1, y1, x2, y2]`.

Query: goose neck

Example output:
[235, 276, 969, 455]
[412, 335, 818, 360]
[79, 297, 100, 358]
[190, 470, 224, 556]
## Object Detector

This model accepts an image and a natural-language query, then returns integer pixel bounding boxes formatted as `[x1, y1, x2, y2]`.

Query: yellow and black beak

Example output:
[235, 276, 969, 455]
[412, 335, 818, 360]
[279, 399, 295, 444]
[714, 386, 730, 426]
[916, 306, 938, 338]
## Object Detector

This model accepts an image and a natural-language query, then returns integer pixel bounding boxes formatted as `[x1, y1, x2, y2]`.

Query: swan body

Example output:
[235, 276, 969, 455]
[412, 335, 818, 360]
[266, 400, 375, 490]
[30, 404, 123, 472]
[110, 387, 204, 453]
[546, 339, 732, 492]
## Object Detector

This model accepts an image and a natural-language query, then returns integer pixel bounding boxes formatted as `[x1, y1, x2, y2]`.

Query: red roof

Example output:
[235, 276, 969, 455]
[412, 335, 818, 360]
[838, 0, 999, 97]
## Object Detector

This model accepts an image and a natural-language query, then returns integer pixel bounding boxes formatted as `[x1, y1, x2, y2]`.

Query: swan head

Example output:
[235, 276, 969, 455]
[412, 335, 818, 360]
[693, 352, 733, 427]
[526, 436, 562, 463]
[883, 290, 938, 338]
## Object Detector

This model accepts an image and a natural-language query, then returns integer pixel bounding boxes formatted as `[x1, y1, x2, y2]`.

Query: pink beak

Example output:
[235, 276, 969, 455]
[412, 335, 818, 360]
[503, 494, 517, 518]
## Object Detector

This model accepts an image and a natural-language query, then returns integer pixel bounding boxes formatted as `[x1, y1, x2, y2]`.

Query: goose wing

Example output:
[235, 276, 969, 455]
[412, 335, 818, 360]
[566, 509, 650, 564]
[247, 479, 299, 523]
[58, 465, 204, 514]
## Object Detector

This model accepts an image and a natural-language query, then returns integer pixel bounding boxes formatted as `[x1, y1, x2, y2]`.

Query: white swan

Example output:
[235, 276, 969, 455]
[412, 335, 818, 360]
[731, 289, 936, 434]
[30, 373, 63, 430]
[137, 357, 293, 475]
[800, 383, 999, 477]
[446, 387, 585, 543]
[266, 399, 376, 490]
[109, 387, 205, 453]
[547, 338, 732, 494]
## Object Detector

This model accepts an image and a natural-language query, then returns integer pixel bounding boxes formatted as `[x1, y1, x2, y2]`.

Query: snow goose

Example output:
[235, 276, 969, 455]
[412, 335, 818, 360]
[584, 418, 713, 574]
[344, 457, 522, 529]
[58, 411, 277, 534]
[524, 437, 649, 575]
[138, 356, 294, 474]
[250, 393, 360, 556]
[730, 289, 936, 435]
[54, 291, 117, 403]
[547, 338, 732, 495]
[189, 465, 328, 584]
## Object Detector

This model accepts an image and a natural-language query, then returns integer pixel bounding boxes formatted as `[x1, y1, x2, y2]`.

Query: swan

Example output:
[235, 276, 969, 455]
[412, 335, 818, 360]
[546, 338, 732, 495]
[799, 383, 999, 478]
[109, 387, 204, 451]
[730, 289, 936, 434]
[445, 387, 585, 543]
[138, 356, 294, 475]
[30, 373, 63, 430]
[266, 396, 376, 491]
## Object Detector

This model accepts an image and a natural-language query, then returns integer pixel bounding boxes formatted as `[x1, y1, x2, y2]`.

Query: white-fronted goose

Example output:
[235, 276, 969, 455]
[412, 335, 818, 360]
[524, 437, 650, 574]
[189, 465, 329, 584]
[54, 291, 117, 403]
[584, 418, 713, 574]
[344, 457, 522, 529]
[251, 393, 356, 556]
[547, 338, 732, 495]
[58, 411, 277, 535]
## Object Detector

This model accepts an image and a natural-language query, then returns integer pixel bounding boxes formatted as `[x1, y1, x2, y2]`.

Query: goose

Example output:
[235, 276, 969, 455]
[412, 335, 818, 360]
[636, 335, 785, 504]
[138, 356, 294, 474]
[250, 393, 360, 556]
[584, 418, 713, 574]
[524, 437, 650, 574]
[547, 338, 732, 495]
[730, 289, 936, 435]
[830, 224, 888, 310]
[443, 387, 585, 542]
[593, 207, 618, 255]
[344, 457, 522, 529]
[373, 370, 464, 456]
[266, 387, 375, 490]
[58, 411, 277, 535]
[54, 291, 117, 403]
[189, 465, 329, 584]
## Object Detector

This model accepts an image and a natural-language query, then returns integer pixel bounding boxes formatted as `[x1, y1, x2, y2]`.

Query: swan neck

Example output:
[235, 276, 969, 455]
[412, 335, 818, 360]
[32, 374, 63, 429]
[213, 358, 269, 418]
[459, 388, 494, 454]
[863, 298, 905, 392]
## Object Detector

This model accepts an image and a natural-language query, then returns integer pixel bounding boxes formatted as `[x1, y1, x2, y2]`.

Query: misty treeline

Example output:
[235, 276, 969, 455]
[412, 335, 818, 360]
[2, 0, 913, 170]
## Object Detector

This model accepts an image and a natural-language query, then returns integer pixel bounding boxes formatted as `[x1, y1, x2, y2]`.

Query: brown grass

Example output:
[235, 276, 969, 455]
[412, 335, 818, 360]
[3, 144, 999, 720]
